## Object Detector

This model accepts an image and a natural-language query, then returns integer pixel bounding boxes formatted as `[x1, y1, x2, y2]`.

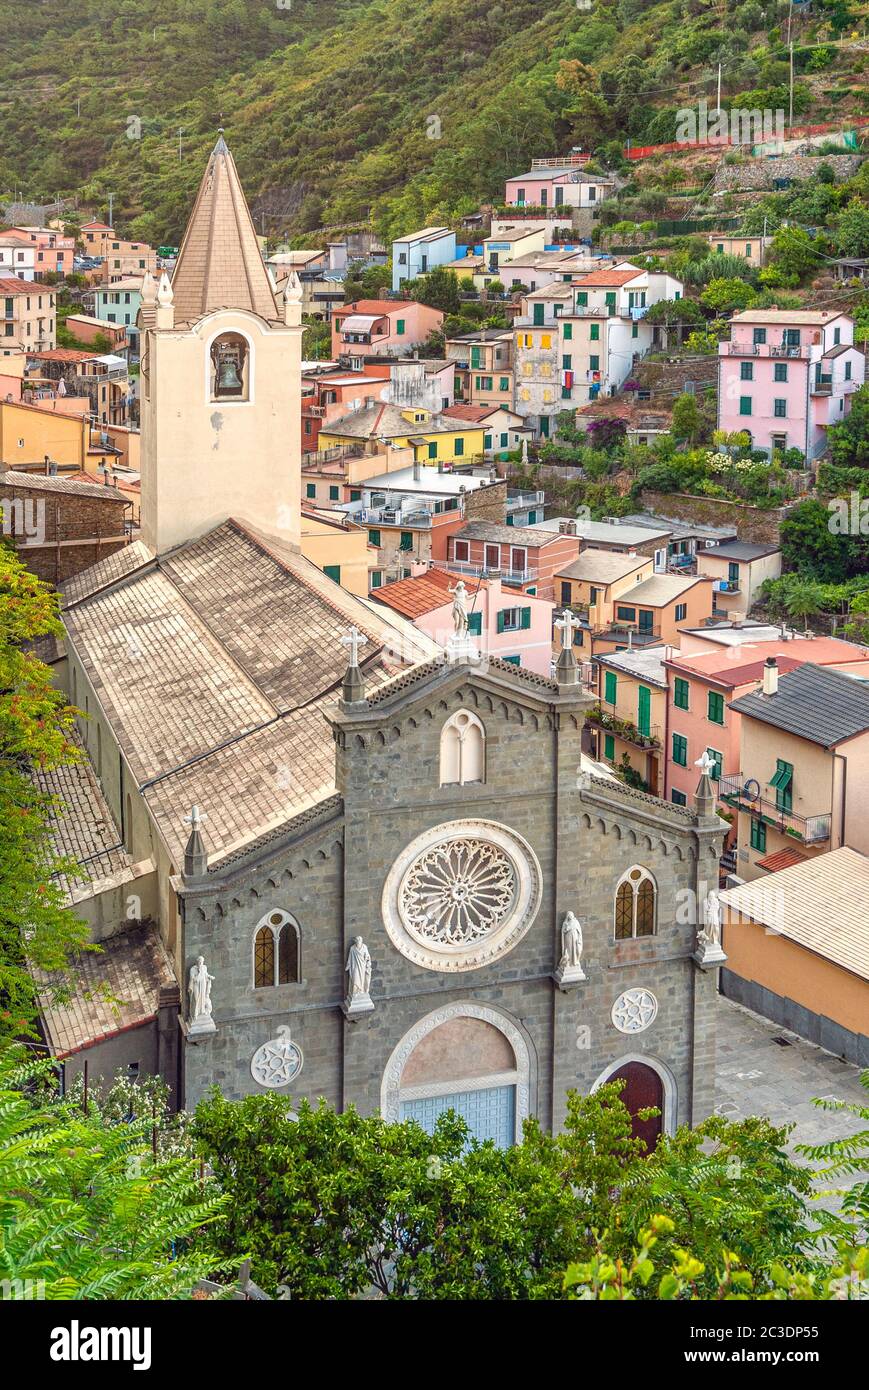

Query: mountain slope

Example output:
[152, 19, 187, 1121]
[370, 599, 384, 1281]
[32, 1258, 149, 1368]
[0, 0, 865, 243]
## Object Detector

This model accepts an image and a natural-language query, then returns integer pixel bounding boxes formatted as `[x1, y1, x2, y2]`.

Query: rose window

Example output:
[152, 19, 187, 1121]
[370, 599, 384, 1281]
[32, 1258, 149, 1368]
[400, 839, 517, 947]
[383, 819, 542, 972]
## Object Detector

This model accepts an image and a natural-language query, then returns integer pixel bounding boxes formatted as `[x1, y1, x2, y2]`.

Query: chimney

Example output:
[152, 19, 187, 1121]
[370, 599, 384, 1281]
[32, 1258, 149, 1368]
[762, 657, 778, 696]
[413, 459, 421, 482]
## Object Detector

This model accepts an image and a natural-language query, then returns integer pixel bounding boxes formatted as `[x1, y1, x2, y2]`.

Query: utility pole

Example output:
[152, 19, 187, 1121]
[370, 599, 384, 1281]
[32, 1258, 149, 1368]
[107, 191, 114, 227]
[717, 63, 722, 113]
[762, 214, 767, 266]
[788, 42, 794, 128]
[178, 127, 184, 161]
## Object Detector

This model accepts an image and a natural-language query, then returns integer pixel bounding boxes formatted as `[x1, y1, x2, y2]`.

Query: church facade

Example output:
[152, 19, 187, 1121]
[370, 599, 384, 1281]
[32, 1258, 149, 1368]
[43, 137, 727, 1144]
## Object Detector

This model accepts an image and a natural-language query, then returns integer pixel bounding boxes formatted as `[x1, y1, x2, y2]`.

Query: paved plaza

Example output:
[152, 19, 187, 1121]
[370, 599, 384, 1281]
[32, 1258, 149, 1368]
[715, 995, 866, 1211]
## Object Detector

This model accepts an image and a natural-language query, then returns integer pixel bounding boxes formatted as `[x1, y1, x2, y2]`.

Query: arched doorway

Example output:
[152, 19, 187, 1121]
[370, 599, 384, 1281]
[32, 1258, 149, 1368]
[380, 1003, 532, 1148]
[591, 1054, 676, 1147]
[609, 1061, 664, 1151]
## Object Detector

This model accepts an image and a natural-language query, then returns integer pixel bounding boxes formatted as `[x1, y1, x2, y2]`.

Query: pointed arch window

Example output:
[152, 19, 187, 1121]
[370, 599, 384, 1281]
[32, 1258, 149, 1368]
[253, 911, 301, 987]
[439, 709, 485, 787]
[614, 866, 657, 940]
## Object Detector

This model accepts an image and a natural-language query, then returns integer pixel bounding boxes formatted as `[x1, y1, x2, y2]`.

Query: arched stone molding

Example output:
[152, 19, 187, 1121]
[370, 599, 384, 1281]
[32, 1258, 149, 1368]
[590, 1052, 678, 1135]
[380, 1000, 534, 1141]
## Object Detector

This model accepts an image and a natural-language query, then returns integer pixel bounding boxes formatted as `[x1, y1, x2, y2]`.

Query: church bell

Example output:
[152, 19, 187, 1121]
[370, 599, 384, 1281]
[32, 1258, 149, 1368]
[217, 352, 242, 392]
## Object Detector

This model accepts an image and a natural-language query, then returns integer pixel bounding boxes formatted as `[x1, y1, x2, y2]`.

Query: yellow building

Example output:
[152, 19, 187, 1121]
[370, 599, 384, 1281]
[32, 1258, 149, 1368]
[724, 660, 869, 880]
[0, 398, 88, 468]
[590, 647, 670, 796]
[300, 509, 372, 596]
[555, 548, 654, 640]
[319, 403, 485, 464]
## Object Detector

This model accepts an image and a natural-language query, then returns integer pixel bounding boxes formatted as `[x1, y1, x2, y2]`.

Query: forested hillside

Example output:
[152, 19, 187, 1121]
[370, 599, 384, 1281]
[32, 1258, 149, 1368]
[0, 0, 866, 243]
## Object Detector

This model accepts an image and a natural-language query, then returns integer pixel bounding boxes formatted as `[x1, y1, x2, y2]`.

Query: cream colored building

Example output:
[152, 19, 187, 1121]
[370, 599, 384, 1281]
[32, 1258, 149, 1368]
[139, 135, 302, 555]
[1, 277, 56, 353]
[724, 661, 869, 880]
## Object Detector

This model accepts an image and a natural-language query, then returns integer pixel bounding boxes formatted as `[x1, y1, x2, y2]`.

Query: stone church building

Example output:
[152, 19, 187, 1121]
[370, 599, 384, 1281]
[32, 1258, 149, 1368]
[39, 138, 727, 1145]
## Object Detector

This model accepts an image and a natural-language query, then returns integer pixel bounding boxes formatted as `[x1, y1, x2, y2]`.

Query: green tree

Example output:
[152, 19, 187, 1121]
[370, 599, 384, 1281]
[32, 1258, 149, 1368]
[768, 226, 818, 283]
[827, 385, 869, 470]
[0, 1050, 230, 1298]
[405, 265, 462, 315]
[779, 499, 853, 583]
[833, 201, 869, 259]
[671, 392, 702, 443]
[798, 1070, 869, 1237]
[0, 550, 91, 1038]
[700, 276, 756, 314]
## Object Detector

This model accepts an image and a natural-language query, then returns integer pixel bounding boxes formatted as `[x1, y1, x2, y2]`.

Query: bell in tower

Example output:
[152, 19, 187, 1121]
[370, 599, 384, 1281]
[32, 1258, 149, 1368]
[211, 334, 247, 399]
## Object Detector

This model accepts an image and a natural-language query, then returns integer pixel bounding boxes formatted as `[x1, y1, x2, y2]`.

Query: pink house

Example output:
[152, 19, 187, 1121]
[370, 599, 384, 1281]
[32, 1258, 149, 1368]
[331, 300, 443, 358]
[663, 634, 869, 810]
[504, 159, 615, 210]
[370, 566, 556, 676]
[7, 227, 76, 276]
[718, 309, 865, 460]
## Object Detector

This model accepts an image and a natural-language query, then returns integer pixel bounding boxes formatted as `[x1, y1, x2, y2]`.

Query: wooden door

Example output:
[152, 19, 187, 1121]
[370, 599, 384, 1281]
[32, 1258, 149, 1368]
[610, 1061, 664, 1151]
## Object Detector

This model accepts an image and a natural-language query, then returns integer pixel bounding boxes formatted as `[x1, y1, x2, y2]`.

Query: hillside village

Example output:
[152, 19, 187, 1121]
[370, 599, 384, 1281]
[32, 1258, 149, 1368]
[1, 0, 869, 1309]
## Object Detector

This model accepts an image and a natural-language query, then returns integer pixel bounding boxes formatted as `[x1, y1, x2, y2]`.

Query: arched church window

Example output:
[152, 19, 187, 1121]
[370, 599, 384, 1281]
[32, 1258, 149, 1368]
[439, 709, 485, 787]
[210, 331, 249, 402]
[614, 866, 657, 940]
[253, 911, 301, 987]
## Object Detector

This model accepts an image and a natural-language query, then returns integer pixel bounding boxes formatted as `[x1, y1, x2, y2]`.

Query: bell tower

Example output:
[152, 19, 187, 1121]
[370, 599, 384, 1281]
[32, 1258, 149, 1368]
[139, 134, 303, 555]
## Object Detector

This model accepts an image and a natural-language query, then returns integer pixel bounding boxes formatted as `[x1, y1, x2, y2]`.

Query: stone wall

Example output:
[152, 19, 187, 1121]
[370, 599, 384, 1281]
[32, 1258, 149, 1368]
[641, 488, 793, 544]
[465, 478, 507, 523]
[713, 153, 859, 192]
[0, 476, 129, 585]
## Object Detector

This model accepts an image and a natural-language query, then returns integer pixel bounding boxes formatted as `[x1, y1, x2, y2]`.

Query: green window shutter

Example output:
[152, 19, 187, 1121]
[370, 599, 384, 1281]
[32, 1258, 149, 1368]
[506, 514, 514, 525]
[604, 670, 617, 704]
[672, 733, 687, 766]
[576, 292, 587, 307]
[533, 303, 544, 325]
[396, 319, 405, 335]
[562, 354, 571, 370]
[707, 691, 725, 724]
[771, 759, 793, 811]
[350, 489, 361, 501]
[323, 564, 341, 583]
[520, 606, 531, 630]
[484, 434, 492, 450]
[370, 570, 382, 589]
[632, 324, 638, 338]
[454, 438, 464, 456]
[750, 817, 766, 853]
[589, 355, 599, 370]
[471, 347, 481, 368]
[500, 432, 508, 447]
[329, 485, 339, 500]
[497, 610, 506, 634]
[563, 322, 572, 340]
[468, 611, 482, 636]
[305, 483, 316, 499]
[499, 377, 509, 391]
[590, 322, 600, 341]
[638, 685, 651, 737]
[739, 396, 752, 416]
[671, 789, 687, 806]
[400, 531, 413, 551]
[428, 441, 437, 459]
[674, 677, 689, 710]
[604, 734, 615, 762]
[368, 528, 381, 546]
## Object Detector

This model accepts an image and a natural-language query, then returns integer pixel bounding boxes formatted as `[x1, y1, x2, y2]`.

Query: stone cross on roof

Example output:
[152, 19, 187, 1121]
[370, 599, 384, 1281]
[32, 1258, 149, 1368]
[340, 626, 369, 706]
[555, 608, 582, 651]
[341, 626, 367, 668]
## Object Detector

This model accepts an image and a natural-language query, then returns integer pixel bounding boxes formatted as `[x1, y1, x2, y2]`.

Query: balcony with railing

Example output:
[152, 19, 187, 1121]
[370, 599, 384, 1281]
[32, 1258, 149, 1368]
[811, 371, 833, 395]
[724, 341, 811, 359]
[713, 578, 740, 594]
[719, 773, 832, 845]
[506, 489, 545, 511]
[593, 621, 661, 646]
[446, 557, 538, 585]
[584, 705, 662, 751]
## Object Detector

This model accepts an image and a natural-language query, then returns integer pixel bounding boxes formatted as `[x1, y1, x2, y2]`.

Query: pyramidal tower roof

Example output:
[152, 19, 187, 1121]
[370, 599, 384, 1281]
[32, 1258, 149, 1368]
[169, 133, 279, 326]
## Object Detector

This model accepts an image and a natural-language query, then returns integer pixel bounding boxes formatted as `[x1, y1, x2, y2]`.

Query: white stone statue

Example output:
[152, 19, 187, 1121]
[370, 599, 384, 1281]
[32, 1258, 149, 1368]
[448, 579, 469, 634]
[344, 935, 374, 1015]
[187, 954, 216, 1035]
[555, 911, 586, 985]
[702, 890, 722, 946]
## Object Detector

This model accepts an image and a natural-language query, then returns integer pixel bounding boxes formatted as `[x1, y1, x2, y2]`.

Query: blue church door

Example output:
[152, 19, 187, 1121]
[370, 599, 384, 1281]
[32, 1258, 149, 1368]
[401, 1084, 516, 1149]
